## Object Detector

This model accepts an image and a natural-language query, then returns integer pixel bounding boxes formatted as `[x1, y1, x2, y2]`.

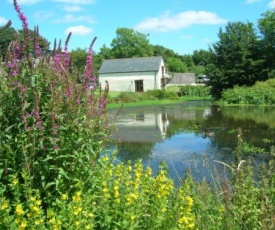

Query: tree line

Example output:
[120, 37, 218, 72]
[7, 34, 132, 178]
[1, 9, 275, 99]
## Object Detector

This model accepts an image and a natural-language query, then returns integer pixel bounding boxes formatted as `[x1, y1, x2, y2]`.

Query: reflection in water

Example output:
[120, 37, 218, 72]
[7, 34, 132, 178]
[107, 101, 275, 186]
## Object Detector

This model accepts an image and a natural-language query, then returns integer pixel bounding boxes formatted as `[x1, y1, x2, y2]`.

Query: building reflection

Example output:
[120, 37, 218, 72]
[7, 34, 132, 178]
[109, 112, 170, 143]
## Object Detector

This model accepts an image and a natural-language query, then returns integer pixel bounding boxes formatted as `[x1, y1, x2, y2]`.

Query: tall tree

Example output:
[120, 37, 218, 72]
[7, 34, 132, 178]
[192, 49, 213, 67]
[258, 9, 275, 78]
[166, 57, 188, 73]
[209, 21, 264, 99]
[110, 27, 154, 58]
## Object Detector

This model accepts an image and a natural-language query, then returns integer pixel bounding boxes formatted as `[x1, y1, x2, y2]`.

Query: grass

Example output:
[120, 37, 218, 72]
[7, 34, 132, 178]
[107, 91, 212, 109]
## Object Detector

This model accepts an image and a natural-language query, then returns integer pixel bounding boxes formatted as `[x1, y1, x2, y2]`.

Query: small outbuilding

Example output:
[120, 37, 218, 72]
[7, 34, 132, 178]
[98, 56, 170, 92]
[167, 73, 196, 86]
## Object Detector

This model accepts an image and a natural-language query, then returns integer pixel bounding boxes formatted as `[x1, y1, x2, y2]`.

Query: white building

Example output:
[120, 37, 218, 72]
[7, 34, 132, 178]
[98, 56, 170, 92]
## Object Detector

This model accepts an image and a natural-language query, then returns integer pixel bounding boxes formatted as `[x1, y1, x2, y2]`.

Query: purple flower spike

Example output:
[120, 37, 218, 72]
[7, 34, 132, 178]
[13, 0, 28, 31]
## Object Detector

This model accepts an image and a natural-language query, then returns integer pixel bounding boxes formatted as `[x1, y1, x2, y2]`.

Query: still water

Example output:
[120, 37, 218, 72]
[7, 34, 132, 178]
[106, 101, 275, 185]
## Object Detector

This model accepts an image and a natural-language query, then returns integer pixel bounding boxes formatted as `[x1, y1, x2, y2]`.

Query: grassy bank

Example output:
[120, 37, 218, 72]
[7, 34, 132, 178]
[106, 89, 212, 109]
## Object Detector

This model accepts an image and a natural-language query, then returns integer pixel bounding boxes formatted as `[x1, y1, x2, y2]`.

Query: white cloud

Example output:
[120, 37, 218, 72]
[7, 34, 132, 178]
[54, 14, 96, 24]
[268, 0, 275, 8]
[135, 11, 227, 32]
[8, 0, 43, 4]
[65, 25, 93, 35]
[52, 0, 95, 4]
[0, 16, 8, 25]
[245, 0, 262, 3]
[62, 5, 83, 12]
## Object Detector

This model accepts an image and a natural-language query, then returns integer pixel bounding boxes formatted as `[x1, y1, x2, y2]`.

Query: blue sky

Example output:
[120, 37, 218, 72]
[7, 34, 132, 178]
[1, 0, 275, 55]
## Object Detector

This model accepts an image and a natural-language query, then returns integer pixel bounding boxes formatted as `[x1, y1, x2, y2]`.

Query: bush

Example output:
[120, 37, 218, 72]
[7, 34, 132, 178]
[221, 79, 275, 105]
[179, 85, 211, 97]
[146, 89, 179, 100]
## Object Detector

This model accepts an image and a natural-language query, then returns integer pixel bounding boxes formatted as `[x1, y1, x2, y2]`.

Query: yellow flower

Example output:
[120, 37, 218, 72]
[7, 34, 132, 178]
[49, 217, 56, 224]
[35, 200, 42, 206]
[185, 196, 193, 206]
[75, 221, 80, 226]
[12, 178, 19, 185]
[15, 204, 25, 216]
[88, 212, 94, 218]
[1, 200, 8, 210]
[61, 194, 68, 200]
[30, 197, 36, 202]
[130, 215, 136, 221]
[19, 220, 27, 230]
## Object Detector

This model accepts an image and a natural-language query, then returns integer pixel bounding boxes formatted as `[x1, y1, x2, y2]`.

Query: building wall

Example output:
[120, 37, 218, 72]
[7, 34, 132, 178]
[98, 59, 165, 92]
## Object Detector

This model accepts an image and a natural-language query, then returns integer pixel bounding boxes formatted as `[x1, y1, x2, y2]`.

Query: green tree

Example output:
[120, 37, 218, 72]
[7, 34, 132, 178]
[111, 27, 154, 58]
[258, 9, 275, 78]
[166, 57, 188, 73]
[209, 21, 264, 99]
[70, 48, 87, 73]
[152, 45, 177, 59]
[0, 25, 50, 60]
[0, 26, 16, 59]
[192, 49, 213, 67]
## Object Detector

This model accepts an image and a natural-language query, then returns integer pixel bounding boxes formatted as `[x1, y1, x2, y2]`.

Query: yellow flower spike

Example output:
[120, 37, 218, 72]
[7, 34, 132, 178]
[15, 204, 25, 216]
[75, 221, 80, 226]
[29, 197, 36, 202]
[185, 196, 193, 207]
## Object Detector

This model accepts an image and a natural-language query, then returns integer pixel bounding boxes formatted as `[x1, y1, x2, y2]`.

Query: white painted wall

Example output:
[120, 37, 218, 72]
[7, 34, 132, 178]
[98, 59, 166, 92]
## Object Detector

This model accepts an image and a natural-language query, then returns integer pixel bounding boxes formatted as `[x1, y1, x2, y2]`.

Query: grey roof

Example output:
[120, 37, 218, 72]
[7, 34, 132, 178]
[168, 73, 195, 85]
[98, 56, 163, 74]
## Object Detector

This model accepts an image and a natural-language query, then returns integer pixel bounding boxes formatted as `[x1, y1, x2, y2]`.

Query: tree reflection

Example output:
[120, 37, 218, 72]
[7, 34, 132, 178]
[116, 142, 154, 162]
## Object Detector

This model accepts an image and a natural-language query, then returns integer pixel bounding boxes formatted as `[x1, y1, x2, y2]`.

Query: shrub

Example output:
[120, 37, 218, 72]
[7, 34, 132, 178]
[221, 79, 275, 105]
[179, 85, 211, 97]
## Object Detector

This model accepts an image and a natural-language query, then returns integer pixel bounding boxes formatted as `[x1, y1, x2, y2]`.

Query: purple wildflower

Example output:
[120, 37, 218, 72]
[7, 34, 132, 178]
[13, 0, 28, 30]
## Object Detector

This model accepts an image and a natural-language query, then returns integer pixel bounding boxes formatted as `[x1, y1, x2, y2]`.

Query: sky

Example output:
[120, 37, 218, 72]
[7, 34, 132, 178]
[1, 0, 275, 55]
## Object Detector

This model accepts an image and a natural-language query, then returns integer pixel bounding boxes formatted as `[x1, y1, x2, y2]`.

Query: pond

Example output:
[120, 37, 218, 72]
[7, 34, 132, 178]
[106, 101, 275, 186]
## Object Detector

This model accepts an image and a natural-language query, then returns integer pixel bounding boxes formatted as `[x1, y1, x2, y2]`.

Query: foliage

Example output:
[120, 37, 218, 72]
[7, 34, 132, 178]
[0, 3, 197, 228]
[258, 9, 275, 76]
[146, 89, 179, 100]
[0, 0, 109, 216]
[0, 24, 50, 60]
[166, 57, 188, 73]
[0, 158, 195, 229]
[209, 21, 266, 99]
[189, 128, 275, 229]
[220, 78, 275, 105]
[110, 27, 154, 58]
[179, 85, 211, 97]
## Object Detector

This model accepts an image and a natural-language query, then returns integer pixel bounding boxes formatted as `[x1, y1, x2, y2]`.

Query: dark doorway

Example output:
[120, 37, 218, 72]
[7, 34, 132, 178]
[135, 80, 143, 92]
